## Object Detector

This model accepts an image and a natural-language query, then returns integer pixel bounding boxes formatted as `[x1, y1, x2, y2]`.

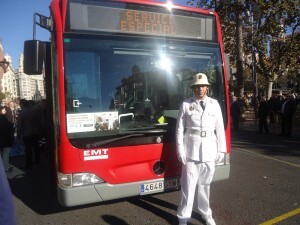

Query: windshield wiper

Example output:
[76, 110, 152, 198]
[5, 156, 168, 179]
[86, 134, 145, 148]
[85, 128, 167, 148]
[125, 127, 166, 133]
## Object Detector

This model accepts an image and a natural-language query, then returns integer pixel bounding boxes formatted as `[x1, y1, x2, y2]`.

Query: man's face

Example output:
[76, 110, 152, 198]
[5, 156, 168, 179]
[192, 85, 208, 99]
[9, 102, 14, 108]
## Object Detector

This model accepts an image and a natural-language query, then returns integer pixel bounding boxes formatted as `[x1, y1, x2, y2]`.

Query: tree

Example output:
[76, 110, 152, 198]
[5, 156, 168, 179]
[246, 0, 300, 98]
[188, 0, 300, 99]
[188, 0, 252, 97]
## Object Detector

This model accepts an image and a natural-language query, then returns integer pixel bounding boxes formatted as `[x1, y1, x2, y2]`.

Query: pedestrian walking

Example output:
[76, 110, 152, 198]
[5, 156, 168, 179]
[176, 73, 227, 225]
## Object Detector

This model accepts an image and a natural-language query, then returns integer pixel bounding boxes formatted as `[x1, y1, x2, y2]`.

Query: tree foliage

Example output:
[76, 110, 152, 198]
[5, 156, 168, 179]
[188, 0, 300, 97]
[251, 0, 300, 97]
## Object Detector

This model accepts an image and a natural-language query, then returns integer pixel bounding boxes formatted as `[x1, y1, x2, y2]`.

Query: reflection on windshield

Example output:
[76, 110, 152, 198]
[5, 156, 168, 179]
[64, 36, 225, 138]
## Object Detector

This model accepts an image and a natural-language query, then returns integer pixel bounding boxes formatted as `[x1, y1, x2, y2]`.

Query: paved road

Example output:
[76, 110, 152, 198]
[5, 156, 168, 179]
[228, 119, 300, 225]
[6, 119, 300, 225]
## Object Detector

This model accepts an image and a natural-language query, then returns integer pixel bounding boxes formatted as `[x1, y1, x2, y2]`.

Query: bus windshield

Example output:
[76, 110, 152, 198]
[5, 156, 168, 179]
[64, 35, 226, 139]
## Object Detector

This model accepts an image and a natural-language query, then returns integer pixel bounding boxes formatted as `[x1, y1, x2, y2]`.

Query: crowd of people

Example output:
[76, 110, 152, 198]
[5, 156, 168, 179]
[0, 99, 47, 173]
[0, 98, 48, 225]
[230, 92, 299, 137]
[0, 88, 299, 225]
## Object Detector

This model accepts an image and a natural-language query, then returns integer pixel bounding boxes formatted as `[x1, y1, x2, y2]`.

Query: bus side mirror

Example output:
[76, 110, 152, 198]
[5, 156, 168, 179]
[23, 40, 44, 75]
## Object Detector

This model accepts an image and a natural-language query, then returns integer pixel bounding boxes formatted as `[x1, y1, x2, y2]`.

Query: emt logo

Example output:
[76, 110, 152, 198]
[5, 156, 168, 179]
[84, 149, 108, 161]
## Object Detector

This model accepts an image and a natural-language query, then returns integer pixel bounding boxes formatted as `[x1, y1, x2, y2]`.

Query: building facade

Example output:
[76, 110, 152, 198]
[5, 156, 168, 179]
[0, 41, 7, 93]
[17, 54, 45, 100]
[0, 45, 45, 103]
[1, 54, 19, 100]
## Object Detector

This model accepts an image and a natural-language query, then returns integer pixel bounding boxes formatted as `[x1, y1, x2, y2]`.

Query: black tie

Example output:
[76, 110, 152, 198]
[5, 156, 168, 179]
[200, 101, 205, 110]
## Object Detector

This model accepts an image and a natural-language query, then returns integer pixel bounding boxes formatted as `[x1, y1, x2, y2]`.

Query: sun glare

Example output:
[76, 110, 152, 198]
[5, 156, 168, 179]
[165, 1, 173, 11]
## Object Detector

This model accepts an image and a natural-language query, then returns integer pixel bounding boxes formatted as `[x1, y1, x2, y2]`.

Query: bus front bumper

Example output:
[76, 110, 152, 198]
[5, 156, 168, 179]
[57, 177, 179, 207]
[57, 164, 230, 207]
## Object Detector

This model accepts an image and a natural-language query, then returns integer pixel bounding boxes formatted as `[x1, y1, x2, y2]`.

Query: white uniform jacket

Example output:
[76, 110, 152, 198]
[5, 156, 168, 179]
[176, 97, 227, 162]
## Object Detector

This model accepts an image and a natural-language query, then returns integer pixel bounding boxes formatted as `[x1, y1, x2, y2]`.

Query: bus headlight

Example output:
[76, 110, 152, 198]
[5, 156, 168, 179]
[72, 173, 103, 186]
[58, 173, 72, 187]
[58, 172, 104, 188]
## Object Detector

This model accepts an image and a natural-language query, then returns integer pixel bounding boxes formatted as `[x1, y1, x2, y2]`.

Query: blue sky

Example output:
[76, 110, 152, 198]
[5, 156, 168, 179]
[1, 0, 188, 69]
[1, 0, 51, 68]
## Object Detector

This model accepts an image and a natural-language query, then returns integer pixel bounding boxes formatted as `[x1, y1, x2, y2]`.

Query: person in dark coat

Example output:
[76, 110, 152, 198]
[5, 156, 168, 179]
[0, 106, 14, 172]
[17, 99, 42, 168]
[280, 94, 297, 137]
[5, 101, 17, 125]
[267, 93, 281, 124]
[230, 96, 241, 131]
[258, 96, 269, 134]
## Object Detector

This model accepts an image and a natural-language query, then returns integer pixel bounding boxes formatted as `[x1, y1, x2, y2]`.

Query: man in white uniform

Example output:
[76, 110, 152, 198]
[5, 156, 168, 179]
[176, 73, 227, 225]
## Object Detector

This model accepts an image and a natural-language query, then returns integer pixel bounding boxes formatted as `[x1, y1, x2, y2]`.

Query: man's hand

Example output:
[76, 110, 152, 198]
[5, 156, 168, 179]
[177, 154, 186, 165]
[216, 152, 225, 164]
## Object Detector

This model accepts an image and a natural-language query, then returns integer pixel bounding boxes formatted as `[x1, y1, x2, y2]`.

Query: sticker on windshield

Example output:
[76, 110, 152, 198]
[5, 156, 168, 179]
[67, 112, 119, 133]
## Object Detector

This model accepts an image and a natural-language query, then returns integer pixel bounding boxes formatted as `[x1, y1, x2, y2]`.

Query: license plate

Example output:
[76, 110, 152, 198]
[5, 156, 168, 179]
[141, 179, 178, 194]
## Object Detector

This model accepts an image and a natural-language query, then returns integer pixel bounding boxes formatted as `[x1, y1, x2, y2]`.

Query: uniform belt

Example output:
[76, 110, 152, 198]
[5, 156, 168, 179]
[188, 129, 214, 137]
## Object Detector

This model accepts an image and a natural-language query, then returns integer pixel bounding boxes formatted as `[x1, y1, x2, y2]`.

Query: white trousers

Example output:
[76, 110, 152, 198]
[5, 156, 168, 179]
[177, 160, 215, 223]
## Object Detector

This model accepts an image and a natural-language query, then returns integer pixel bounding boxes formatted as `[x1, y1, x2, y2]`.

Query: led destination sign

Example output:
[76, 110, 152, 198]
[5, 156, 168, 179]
[69, 2, 216, 41]
[119, 10, 175, 35]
